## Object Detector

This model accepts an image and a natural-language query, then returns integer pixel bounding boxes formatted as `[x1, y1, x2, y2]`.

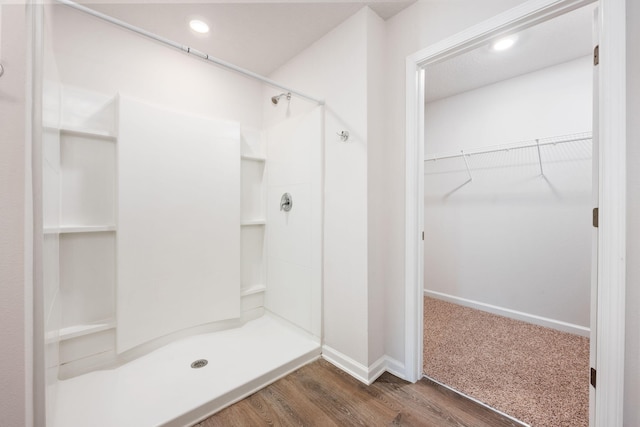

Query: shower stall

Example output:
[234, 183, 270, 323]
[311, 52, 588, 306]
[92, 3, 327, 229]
[40, 2, 323, 426]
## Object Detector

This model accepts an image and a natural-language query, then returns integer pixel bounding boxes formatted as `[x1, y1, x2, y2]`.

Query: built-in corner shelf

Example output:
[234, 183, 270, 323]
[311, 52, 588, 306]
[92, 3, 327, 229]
[43, 125, 117, 141]
[44, 225, 117, 234]
[241, 154, 266, 162]
[241, 284, 267, 297]
[240, 134, 266, 314]
[59, 320, 116, 342]
[62, 225, 116, 233]
[241, 219, 266, 226]
[60, 126, 117, 141]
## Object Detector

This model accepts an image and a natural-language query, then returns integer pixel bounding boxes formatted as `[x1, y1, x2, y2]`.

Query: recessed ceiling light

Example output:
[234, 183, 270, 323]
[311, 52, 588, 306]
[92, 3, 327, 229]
[189, 19, 210, 34]
[492, 36, 517, 51]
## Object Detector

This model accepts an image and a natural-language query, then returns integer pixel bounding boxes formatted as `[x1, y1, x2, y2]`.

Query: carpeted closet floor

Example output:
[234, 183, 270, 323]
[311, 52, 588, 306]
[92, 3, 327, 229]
[423, 296, 590, 427]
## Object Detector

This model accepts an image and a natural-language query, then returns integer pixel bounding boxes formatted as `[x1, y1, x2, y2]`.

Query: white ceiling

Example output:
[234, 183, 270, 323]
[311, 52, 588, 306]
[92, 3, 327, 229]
[79, 1, 416, 76]
[64, 1, 593, 100]
[425, 3, 596, 102]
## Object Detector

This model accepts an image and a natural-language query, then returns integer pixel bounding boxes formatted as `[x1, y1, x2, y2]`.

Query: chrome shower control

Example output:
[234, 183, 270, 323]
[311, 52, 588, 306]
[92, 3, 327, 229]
[280, 193, 292, 212]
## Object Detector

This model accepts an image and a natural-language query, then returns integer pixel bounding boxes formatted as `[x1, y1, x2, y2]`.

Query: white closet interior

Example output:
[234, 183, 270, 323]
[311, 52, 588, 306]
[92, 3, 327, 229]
[423, 54, 593, 335]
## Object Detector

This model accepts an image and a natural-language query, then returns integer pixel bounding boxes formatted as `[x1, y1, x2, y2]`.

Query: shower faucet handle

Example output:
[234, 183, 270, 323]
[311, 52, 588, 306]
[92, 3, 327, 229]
[280, 193, 293, 212]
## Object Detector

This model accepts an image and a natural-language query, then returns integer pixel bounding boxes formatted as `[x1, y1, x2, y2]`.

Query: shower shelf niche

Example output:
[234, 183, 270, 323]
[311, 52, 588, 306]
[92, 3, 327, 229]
[44, 125, 117, 140]
[240, 128, 267, 304]
[45, 225, 117, 234]
[241, 154, 266, 162]
[60, 127, 117, 140]
[52, 86, 119, 379]
[241, 284, 267, 296]
[58, 320, 116, 341]
[241, 219, 266, 226]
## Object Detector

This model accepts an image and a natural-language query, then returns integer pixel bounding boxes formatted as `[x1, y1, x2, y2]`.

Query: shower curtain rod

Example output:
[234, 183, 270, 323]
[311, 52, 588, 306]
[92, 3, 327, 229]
[424, 132, 592, 162]
[55, 0, 325, 106]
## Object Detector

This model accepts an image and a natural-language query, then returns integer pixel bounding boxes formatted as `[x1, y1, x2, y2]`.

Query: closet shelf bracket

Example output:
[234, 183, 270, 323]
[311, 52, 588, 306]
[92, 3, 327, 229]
[535, 139, 545, 176]
[461, 150, 473, 181]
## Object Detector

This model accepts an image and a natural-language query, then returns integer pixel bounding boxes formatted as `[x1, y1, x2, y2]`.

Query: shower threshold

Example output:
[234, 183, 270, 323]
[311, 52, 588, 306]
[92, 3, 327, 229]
[52, 314, 321, 427]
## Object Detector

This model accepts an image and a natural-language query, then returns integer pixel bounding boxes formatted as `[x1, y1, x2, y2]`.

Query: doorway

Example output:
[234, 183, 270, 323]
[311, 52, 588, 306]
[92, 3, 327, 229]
[420, 4, 595, 425]
[404, 0, 628, 426]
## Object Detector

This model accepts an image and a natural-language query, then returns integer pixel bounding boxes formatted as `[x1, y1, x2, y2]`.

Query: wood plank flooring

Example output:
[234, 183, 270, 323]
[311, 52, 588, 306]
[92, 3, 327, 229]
[194, 359, 526, 427]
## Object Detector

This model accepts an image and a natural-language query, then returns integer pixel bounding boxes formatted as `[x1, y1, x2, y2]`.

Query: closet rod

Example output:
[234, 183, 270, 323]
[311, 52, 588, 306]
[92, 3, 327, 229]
[424, 133, 592, 162]
[55, 0, 325, 106]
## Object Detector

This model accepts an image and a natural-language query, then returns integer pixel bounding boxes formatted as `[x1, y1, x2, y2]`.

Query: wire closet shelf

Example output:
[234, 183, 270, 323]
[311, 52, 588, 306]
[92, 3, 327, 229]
[424, 132, 592, 162]
[424, 132, 592, 181]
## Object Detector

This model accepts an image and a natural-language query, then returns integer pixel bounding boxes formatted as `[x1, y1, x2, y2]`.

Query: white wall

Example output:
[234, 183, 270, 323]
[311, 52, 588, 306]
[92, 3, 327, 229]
[50, 5, 263, 130]
[625, 0, 640, 424]
[423, 57, 593, 331]
[0, 4, 33, 427]
[383, 0, 529, 370]
[425, 57, 593, 154]
[366, 9, 388, 366]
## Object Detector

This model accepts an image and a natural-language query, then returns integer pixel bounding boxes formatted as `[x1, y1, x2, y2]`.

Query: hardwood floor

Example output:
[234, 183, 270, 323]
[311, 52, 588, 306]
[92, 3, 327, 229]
[194, 359, 525, 427]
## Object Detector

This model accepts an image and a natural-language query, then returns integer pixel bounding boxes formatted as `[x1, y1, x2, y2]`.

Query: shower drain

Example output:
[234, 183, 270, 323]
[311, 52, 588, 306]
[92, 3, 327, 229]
[190, 359, 208, 369]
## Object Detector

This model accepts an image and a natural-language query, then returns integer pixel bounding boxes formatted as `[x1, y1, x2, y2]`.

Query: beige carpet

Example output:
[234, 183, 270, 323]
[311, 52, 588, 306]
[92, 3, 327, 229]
[423, 296, 590, 427]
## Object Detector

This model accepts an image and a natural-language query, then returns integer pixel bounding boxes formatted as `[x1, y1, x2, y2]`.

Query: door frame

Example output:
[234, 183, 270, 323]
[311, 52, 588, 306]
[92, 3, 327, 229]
[404, 0, 627, 425]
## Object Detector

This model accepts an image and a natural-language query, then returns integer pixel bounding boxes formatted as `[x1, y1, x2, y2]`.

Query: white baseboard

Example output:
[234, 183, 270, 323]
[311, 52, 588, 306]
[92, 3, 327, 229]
[424, 290, 590, 337]
[367, 355, 388, 384]
[384, 356, 407, 381]
[322, 345, 370, 384]
[322, 345, 407, 385]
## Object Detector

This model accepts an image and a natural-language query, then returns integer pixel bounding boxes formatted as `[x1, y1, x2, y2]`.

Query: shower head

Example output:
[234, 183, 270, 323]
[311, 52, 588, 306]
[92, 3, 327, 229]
[271, 92, 291, 105]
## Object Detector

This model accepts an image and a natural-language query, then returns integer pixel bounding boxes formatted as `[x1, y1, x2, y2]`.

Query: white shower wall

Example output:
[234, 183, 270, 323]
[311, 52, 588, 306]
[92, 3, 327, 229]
[116, 96, 241, 353]
[264, 108, 323, 336]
